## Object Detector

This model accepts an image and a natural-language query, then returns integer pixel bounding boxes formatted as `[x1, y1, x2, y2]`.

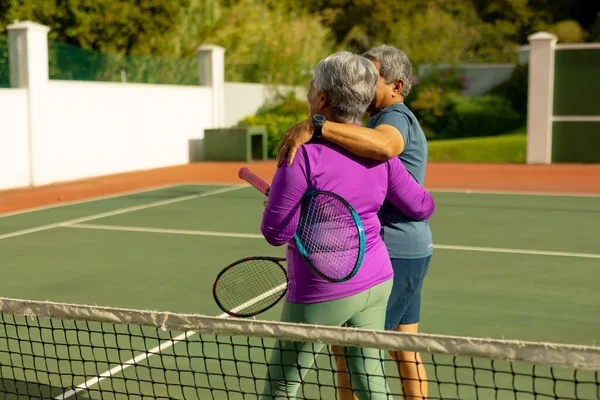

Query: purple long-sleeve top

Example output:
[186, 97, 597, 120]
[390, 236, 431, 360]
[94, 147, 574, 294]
[261, 140, 435, 303]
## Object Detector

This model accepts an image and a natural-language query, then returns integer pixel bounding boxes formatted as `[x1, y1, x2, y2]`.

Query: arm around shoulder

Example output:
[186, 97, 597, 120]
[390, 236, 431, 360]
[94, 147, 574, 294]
[321, 121, 404, 161]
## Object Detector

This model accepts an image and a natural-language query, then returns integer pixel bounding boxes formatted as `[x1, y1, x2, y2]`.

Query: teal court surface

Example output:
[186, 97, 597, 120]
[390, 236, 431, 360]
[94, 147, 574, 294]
[0, 183, 599, 399]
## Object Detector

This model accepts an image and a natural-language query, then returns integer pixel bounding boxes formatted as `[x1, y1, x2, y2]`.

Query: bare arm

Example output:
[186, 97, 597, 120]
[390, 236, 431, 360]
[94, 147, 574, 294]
[321, 121, 404, 161]
[277, 119, 404, 166]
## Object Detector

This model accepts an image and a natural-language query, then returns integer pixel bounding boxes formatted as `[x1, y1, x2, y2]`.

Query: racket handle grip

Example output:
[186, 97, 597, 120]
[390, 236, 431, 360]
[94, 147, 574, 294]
[238, 167, 270, 196]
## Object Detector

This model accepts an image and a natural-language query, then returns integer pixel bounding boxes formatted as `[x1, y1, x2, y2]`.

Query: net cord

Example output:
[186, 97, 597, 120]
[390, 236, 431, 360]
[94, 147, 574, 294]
[1, 296, 598, 371]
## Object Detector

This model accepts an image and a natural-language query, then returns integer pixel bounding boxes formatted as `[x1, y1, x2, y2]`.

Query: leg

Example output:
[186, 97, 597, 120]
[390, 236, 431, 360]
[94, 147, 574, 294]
[389, 323, 428, 400]
[344, 279, 393, 400]
[331, 344, 357, 400]
[263, 335, 326, 399]
[385, 256, 432, 400]
[262, 297, 358, 399]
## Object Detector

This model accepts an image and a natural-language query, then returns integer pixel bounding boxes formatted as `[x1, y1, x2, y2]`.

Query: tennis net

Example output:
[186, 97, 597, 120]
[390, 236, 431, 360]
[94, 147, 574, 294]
[0, 296, 598, 399]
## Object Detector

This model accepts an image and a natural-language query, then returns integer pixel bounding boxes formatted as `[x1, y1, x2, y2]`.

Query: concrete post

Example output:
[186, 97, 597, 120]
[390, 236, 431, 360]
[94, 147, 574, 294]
[7, 21, 51, 186]
[197, 44, 225, 128]
[526, 32, 558, 164]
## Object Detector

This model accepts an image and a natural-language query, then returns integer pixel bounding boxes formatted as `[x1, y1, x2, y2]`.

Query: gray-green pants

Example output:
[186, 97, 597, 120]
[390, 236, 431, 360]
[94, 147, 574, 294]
[261, 279, 393, 400]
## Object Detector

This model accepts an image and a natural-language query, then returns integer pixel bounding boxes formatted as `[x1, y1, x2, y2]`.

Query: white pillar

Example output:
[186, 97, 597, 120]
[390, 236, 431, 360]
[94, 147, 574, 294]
[7, 21, 50, 186]
[526, 32, 558, 164]
[197, 44, 225, 128]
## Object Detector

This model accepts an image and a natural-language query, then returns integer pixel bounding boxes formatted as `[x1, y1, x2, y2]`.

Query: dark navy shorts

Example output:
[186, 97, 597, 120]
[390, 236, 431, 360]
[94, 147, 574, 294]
[384, 255, 432, 330]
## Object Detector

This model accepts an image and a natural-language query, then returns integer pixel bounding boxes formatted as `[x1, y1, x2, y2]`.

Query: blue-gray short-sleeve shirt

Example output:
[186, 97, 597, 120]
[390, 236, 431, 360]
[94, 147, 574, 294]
[367, 102, 433, 259]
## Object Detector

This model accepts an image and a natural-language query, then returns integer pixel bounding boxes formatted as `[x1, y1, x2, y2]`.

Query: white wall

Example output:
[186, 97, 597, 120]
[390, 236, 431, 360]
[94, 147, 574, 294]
[2, 21, 313, 190]
[224, 82, 307, 127]
[32, 81, 212, 185]
[0, 89, 30, 190]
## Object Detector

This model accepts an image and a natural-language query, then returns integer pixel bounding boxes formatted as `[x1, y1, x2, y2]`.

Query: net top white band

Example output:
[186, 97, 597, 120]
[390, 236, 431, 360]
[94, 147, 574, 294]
[1, 296, 598, 371]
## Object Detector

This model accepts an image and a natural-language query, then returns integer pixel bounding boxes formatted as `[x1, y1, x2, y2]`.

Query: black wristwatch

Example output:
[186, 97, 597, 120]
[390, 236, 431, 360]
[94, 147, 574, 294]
[312, 114, 326, 139]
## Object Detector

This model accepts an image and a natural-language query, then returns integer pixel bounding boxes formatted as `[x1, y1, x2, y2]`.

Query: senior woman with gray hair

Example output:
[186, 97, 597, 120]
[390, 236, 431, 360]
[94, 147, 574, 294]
[260, 51, 435, 399]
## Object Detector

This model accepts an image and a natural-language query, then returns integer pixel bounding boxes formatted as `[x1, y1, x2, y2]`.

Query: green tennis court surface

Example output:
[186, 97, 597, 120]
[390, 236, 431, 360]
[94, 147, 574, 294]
[1, 183, 599, 399]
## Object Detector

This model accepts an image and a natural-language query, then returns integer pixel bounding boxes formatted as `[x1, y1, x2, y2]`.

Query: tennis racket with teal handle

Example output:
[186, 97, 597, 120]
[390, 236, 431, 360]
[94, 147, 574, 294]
[239, 167, 366, 282]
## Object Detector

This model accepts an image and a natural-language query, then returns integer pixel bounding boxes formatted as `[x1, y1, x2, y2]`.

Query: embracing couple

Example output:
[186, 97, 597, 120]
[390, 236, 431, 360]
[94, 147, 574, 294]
[261, 45, 433, 400]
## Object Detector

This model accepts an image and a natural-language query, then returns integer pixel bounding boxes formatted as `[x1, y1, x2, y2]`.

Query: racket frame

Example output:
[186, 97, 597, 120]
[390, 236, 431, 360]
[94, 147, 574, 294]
[294, 190, 366, 283]
[212, 256, 288, 318]
[237, 166, 366, 283]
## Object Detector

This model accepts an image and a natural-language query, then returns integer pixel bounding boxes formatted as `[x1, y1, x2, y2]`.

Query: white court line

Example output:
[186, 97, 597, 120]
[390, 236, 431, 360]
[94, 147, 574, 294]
[63, 223, 600, 260]
[66, 223, 264, 239]
[0, 186, 246, 241]
[0, 183, 183, 219]
[54, 283, 287, 400]
[434, 244, 600, 259]
[0, 182, 250, 219]
[175, 181, 600, 198]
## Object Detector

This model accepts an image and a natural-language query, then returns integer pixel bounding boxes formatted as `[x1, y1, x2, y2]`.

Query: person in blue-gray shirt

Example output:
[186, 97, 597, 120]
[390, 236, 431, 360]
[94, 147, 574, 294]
[277, 44, 430, 400]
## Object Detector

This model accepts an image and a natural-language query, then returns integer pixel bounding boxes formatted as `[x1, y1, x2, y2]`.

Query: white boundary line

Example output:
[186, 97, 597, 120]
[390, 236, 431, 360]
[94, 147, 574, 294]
[1, 178, 599, 222]
[54, 283, 288, 400]
[434, 244, 600, 260]
[0, 182, 250, 219]
[66, 223, 264, 239]
[0, 183, 184, 219]
[1, 181, 598, 223]
[63, 223, 600, 260]
[0, 186, 246, 241]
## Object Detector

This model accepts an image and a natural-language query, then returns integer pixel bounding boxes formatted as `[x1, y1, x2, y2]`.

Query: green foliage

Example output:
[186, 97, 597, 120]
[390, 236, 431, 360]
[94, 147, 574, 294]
[1, 0, 331, 86]
[256, 93, 308, 117]
[0, 35, 8, 87]
[238, 95, 308, 158]
[2, 0, 599, 87]
[2, 0, 188, 56]
[427, 132, 526, 163]
[48, 41, 198, 85]
[388, 3, 483, 65]
[205, 0, 333, 85]
[407, 68, 522, 139]
[488, 63, 528, 118]
[405, 66, 522, 139]
[441, 94, 522, 139]
[590, 13, 600, 42]
[550, 20, 587, 43]
[405, 68, 468, 138]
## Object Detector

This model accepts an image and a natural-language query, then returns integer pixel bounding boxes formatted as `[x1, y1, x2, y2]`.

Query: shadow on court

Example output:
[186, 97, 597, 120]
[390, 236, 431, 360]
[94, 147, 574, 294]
[0, 378, 92, 400]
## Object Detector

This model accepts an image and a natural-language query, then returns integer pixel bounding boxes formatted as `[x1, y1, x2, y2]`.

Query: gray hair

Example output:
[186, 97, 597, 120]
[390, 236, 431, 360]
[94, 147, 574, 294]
[363, 44, 413, 98]
[313, 52, 379, 125]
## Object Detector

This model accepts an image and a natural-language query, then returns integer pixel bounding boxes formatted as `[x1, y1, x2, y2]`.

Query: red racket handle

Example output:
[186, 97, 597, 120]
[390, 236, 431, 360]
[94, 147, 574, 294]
[238, 167, 270, 196]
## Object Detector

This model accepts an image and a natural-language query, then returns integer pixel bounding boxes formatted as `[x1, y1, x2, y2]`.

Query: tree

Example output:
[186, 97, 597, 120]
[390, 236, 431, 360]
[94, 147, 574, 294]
[550, 20, 586, 43]
[203, 0, 333, 85]
[388, 2, 483, 65]
[2, 0, 187, 56]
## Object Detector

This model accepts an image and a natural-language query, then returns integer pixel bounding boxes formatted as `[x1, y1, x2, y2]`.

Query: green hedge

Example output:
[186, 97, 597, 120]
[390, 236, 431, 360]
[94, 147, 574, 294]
[488, 64, 529, 118]
[0, 35, 9, 88]
[237, 94, 307, 158]
[440, 94, 522, 139]
[238, 81, 525, 159]
[406, 67, 523, 139]
[428, 132, 526, 163]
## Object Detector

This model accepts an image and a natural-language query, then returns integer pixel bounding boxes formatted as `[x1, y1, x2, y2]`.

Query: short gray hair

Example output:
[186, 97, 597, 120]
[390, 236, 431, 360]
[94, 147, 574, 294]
[363, 45, 413, 98]
[313, 52, 379, 125]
